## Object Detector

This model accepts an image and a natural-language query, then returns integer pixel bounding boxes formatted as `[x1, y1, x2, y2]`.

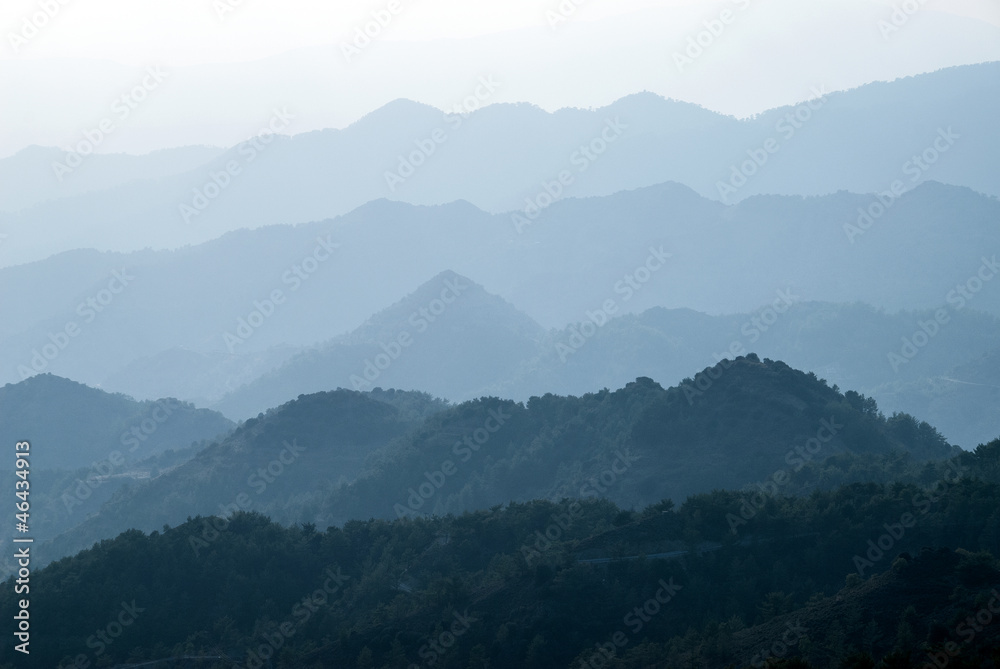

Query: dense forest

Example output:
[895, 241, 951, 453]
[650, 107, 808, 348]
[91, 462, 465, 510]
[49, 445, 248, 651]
[2, 436, 999, 668]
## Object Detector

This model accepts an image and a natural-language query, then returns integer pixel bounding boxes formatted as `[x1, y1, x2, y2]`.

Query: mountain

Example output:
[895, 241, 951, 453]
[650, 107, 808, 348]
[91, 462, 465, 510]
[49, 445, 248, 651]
[1, 63, 997, 266]
[37, 387, 448, 569]
[212, 270, 546, 419]
[3, 180, 1000, 399]
[0, 374, 233, 470]
[500, 301, 1000, 448]
[313, 356, 957, 527]
[39, 357, 960, 571]
[214, 294, 1000, 446]
[0, 374, 235, 547]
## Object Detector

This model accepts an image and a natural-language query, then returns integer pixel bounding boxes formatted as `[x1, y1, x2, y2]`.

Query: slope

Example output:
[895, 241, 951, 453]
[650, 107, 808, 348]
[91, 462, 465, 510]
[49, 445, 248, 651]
[212, 270, 546, 419]
[0, 373, 233, 470]
[36, 388, 447, 569]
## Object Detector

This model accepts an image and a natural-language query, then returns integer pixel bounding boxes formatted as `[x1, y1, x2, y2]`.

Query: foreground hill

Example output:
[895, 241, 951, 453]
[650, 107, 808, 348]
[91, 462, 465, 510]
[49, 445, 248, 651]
[314, 356, 956, 527]
[40, 357, 959, 571]
[6, 454, 1000, 668]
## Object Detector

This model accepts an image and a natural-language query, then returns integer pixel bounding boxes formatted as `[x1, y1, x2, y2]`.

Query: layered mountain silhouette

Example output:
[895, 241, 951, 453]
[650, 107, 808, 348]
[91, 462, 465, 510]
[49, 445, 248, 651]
[36, 358, 957, 571]
[6, 30, 1000, 669]
[209, 274, 1000, 449]
[3, 180, 999, 400]
[1, 63, 997, 266]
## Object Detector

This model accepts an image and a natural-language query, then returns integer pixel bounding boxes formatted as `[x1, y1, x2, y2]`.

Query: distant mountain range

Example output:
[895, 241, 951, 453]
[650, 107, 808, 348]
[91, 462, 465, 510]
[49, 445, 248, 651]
[2, 179, 999, 441]
[203, 269, 1000, 448]
[0, 62, 997, 266]
[7, 261, 996, 447]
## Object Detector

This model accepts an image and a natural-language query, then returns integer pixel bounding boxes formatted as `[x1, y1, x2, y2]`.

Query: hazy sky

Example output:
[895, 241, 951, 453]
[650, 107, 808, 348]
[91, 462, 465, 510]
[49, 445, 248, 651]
[2, 0, 998, 156]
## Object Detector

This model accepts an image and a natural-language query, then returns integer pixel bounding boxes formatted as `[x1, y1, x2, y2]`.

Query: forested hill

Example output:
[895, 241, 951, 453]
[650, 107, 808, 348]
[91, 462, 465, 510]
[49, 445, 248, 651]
[37, 387, 447, 570]
[0, 373, 234, 469]
[38, 356, 961, 573]
[316, 355, 956, 526]
[5, 447, 1000, 668]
